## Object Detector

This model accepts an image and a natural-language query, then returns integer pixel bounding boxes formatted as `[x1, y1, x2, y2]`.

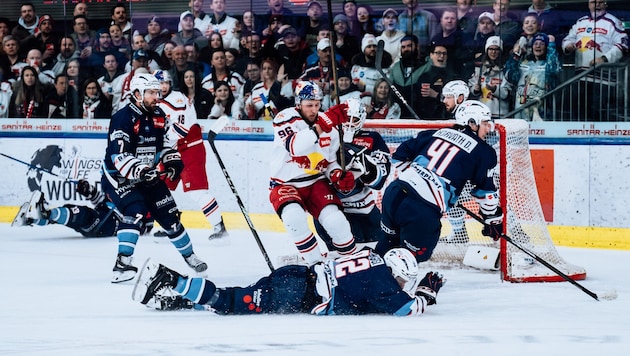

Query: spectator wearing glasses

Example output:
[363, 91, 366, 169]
[414, 43, 458, 119]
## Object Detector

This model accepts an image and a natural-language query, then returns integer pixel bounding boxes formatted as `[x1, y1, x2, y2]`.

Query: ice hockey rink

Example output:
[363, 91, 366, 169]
[1, 223, 628, 356]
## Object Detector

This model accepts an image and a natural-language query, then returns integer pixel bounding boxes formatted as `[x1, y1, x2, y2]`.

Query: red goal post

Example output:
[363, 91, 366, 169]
[363, 119, 587, 283]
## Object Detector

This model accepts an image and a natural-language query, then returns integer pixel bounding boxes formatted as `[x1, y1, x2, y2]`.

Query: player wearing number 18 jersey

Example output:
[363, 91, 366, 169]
[375, 100, 504, 262]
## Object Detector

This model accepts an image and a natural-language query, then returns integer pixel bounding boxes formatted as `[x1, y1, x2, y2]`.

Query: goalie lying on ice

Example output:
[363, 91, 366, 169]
[133, 248, 445, 316]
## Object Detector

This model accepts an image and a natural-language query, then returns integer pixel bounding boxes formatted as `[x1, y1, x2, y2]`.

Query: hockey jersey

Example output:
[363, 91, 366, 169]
[311, 249, 425, 316]
[337, 132, 391, 215]
[269, 107, 342, 188]
[393, 127, 498, 212]
[158, 90, 199, 149]
[562, 12, 629, 69]
[102, 102, 168, 188]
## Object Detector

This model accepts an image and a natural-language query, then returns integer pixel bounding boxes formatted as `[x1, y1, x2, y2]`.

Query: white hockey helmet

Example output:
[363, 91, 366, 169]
[130, 72, 160, 102]
[294, 80, 323, 105]
[153, 70, 172, 83]
[454, 100, 492, 127]
[384, 248, 420, 295]
[341, 98, 367, 143]
[442, 80, 470, 103]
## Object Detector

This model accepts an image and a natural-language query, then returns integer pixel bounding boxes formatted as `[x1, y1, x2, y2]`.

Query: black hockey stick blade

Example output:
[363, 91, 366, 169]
[457, 203, 604, 301]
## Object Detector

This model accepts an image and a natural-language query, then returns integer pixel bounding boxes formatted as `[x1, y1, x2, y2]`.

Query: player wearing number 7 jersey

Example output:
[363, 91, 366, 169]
[375, 100, 503, 262]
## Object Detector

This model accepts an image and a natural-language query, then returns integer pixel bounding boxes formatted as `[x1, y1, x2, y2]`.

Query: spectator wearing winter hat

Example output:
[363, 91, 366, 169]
[144, 16, 172, 56]
[505, 32, 560, 121]
[350, 33, 392, 93]
[376, 8, 406, 63]
[332, 14, 360, 67]
[459, 11, 497, 80]
[468, 35, 511, 118]
[21, 14, 61, 65]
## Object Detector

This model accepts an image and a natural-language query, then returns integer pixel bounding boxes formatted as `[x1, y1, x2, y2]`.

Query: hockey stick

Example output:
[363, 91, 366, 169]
[0, 152, 79, 183]
[324, 0, 345, 171]
[375, 39, 421, 120]
[206, 116, 275, 271]
[457, 203, 615, 301]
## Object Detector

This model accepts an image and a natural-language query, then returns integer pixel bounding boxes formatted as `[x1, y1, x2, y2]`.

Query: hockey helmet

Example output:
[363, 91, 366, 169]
[442, 80, 470, 103]
[384, 248, 420, 295]
[153, 70, 172, 83]
[294, 80, 323, 105]
[341, 98, 367, 143]
[454, 100, 492, 128]
[130, 72, 160, 102]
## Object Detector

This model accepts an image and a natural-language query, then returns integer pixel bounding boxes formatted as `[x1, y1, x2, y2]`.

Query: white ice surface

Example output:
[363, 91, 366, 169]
[1, 223, 628, 356]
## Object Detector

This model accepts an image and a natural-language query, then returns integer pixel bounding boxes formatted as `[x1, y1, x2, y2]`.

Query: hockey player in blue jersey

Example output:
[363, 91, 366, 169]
[314, 98, 391, 250]
[375, 100, 504, 262]
[12, 180, 122, 238]
[102, 72, 208, 283]
[132, 248, 444, 316]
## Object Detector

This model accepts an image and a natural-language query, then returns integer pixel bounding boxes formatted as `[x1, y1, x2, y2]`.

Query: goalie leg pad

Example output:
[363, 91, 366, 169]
[463, 246, 501, 270]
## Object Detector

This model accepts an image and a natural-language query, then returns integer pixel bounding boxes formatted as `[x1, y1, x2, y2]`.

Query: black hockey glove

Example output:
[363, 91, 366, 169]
[140, 167, 161, 186]
[76, 179, 97, 199]
[481, 207, 504, 241]
[416, 271, 445, 306]
[161, 149, 184, 181]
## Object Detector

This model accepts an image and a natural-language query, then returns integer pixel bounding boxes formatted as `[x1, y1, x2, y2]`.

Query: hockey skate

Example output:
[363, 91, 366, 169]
[416, 271, 445, 306]
[184, 253, 208, 273]
[11, 202, 33, 227]
[112, 254, 138, 283]
[207, 220, 228, 240]
[25, 191, 49, 221]
[132, 258, 184, 305]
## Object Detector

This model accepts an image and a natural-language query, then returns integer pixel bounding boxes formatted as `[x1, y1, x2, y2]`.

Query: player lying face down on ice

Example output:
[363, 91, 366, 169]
[132, 248, 444, 316]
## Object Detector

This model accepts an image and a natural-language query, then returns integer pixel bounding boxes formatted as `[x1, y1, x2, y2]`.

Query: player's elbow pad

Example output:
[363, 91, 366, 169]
[472, 189, 500, 216]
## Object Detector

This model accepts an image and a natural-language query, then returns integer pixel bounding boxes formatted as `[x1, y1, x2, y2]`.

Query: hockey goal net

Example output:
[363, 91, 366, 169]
[363, 119, 586, 283]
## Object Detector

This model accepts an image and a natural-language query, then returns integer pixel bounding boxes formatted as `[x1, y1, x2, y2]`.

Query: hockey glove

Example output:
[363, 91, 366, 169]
[416, 271, 445, 306]
[76, 179, 97, 199]
[329, 169, 355, 194]
[317, 103, 349, 133]
[481, 207, 504, 241]
[161, 149, 184, 181]
[140, 167, 161, 186]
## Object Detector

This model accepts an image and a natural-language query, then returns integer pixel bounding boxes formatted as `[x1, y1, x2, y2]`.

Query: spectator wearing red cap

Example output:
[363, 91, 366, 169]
[22, 14, 61, 67]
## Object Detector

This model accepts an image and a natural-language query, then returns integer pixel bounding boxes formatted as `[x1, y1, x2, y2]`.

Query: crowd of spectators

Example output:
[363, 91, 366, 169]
[0, 0, 627, 120]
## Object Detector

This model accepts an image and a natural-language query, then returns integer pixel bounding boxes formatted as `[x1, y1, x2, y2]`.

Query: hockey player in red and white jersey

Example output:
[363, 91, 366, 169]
[269, 81, 358, 265]
[155, 70, 228, 240]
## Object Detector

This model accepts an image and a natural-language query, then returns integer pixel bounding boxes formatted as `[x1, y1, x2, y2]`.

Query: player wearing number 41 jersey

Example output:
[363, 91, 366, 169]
[375, 100, 504, 262]
[133, 248, 445, 316]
